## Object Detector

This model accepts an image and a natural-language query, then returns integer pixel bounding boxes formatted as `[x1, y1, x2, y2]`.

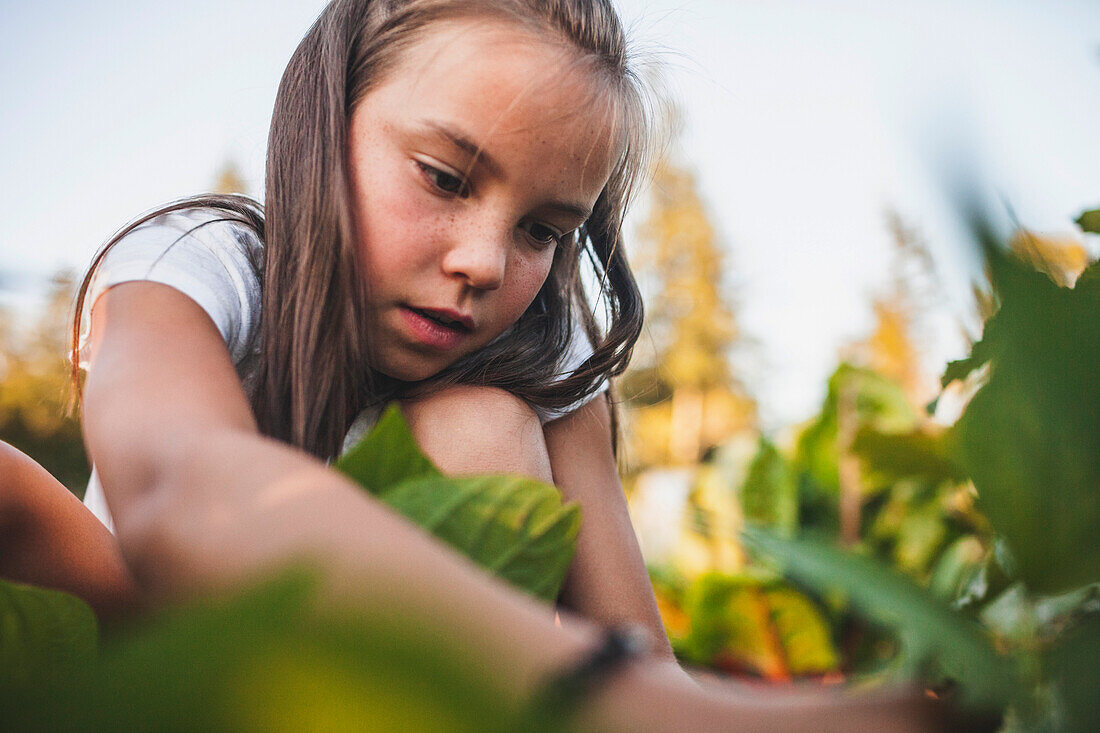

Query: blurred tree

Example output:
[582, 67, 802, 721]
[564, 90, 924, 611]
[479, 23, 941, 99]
[621, 157, 756, 469]
[1007, 229, 1088, 287]
[213, 161, 248, 195]
[847, 212, 940, 407]
[0, 273, 89, 493]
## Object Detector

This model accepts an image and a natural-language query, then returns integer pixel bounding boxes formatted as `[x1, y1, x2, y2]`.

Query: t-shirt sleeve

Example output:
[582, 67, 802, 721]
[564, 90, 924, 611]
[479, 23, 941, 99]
[532, 324, 609, 424]
[76, 209, 263, 369]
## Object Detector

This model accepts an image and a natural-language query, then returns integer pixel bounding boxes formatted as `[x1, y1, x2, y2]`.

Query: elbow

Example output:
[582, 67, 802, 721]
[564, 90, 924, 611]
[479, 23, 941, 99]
[111, 482, 197, 601]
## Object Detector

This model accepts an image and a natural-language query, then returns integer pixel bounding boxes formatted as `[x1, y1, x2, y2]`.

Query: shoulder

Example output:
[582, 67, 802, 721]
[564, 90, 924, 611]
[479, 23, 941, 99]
[98, 206, 263, 277]
[81, 205, 265, 368]
[533, 322, 608, 423]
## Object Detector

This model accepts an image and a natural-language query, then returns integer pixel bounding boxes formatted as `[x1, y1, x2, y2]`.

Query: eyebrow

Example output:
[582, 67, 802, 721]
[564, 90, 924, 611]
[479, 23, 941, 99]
[421, 120, 504, 179]
[419, 119, 594, 222]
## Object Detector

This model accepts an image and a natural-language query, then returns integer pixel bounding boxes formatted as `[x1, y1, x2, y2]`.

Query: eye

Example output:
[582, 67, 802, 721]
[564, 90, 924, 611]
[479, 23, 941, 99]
[416, 161, 470, 198]
[519, 220, 568, 249]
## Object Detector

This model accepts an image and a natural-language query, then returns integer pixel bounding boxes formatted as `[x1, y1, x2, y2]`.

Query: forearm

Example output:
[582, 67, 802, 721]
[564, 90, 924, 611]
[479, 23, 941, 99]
[115, 427, 603, 697]
[107, 430, 947, 732]
[0, 441, 138, 621]
[544, 397, 676, 662]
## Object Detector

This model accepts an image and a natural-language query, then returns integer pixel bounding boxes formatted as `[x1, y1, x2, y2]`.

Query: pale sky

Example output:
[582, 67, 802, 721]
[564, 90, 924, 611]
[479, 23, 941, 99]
[2, 0, 1098, 428]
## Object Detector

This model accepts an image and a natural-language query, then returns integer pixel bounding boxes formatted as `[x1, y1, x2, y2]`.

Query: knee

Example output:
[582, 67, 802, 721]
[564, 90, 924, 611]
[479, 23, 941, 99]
[400, 386, 552, 482]
[0, 441, 41, 519]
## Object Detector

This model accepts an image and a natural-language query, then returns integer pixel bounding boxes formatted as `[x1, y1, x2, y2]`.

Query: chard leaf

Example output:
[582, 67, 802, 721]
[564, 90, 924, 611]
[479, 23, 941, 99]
[740, 439, 799, 537]
[742, 526, 1018, 713]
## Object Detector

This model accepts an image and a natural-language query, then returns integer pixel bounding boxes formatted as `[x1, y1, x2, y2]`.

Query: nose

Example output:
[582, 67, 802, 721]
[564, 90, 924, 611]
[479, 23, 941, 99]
[441, 227, 508, 291]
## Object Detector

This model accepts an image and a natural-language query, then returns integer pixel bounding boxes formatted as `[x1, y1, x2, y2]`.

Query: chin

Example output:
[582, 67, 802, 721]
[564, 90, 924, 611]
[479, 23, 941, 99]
[373, 356, 450, 384]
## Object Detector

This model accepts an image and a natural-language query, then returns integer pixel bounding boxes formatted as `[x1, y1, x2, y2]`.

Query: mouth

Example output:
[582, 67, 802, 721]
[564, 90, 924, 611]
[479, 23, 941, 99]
[406, 306, 474, 332]
[398, 305, 474, 352]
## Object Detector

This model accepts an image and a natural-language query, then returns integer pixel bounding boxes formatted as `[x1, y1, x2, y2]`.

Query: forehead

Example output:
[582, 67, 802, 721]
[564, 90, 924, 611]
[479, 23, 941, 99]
[360, 19, 621, 186]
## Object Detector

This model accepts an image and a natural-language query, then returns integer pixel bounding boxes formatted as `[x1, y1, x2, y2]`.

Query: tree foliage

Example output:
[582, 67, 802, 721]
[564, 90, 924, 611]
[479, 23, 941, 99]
[621, 157, 756, 468]
[0, 272, 88, 493]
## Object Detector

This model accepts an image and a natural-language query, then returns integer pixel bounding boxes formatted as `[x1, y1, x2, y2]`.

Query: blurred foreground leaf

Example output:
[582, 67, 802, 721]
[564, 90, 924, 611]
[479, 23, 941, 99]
[742, 526, 1017, 713]
[1044, 613, 1100, 733]
[1075, 208, 1100, 234]
[0, 577, 97, 688]
[944, 241, 1100, 594]
[1, 570, 520, 731]
[336, 405, 579, 602]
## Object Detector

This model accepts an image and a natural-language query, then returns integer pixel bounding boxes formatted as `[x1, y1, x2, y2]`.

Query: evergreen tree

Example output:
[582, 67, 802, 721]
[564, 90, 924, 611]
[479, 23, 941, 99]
[621, 157, 755, 469]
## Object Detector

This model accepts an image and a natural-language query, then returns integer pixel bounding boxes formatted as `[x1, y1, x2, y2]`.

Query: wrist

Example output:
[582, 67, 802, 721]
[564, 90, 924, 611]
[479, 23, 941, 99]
[521, 624, 652, 729]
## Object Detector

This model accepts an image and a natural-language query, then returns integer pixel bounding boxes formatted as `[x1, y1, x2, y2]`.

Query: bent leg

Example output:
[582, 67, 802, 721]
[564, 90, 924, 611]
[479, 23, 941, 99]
[0, 441, 137, 621]
[400, 386, 553, 484]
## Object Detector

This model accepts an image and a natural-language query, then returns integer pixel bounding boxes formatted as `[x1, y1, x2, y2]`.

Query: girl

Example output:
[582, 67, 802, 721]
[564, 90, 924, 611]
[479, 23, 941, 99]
[6, 0, 954, 728]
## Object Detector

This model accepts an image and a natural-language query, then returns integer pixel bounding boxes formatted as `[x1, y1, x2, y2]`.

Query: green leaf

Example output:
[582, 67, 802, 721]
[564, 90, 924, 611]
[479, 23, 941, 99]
[763, 586, 840, 676]
[334, 404, 442, 491]
[742, 526, 1018, 712]
[950, 243, 1100, 593]
[927, 535, 987, 605]
[892, 501, 950, 577]
[852, 428, 968, 485]
[336, 404, 580, 602]
[380, 475, 580, 602]
[740, 439, 799, 537]
[1, 569, 520, 731]
[1075, 208, 1100, 234]
[1044, 614, 1100, 733]
[0, 577, 97, 689]
[679, 573, 786, 676]
[793, 365, 918, 533]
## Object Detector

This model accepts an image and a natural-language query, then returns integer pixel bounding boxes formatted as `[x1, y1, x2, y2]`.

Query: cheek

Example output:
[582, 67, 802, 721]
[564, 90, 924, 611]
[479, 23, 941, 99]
[500, 251, 555, 320]
[355, 170, 435, 280]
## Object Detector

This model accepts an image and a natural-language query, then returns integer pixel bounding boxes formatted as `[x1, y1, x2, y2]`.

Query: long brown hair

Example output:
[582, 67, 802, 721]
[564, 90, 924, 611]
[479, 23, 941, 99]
[72, 0, 651, 460]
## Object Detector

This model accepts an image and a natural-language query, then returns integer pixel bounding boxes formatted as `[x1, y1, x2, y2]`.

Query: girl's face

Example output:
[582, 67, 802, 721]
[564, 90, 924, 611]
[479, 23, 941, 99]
[346, 20, 617, 382]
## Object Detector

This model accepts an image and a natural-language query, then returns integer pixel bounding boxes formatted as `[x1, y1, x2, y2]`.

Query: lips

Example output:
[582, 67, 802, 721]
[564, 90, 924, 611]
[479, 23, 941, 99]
[398, 305, 473, 351]
[408, 306, 474, 331]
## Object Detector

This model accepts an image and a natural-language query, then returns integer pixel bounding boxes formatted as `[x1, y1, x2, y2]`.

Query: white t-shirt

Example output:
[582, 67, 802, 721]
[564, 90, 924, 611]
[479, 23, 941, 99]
[78, 208, 605, 531]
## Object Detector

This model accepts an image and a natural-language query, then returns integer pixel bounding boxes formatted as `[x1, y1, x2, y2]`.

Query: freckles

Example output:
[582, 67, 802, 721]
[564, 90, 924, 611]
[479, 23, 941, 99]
[502, 253, 553, 313]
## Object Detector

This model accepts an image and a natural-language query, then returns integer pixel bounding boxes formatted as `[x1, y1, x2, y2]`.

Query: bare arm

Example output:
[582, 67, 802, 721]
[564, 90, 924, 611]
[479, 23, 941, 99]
[0, 441, 137, 621]
[543, 395, 676, 662]
[82, 282, 948, 732]
[82, 282, 602, 686]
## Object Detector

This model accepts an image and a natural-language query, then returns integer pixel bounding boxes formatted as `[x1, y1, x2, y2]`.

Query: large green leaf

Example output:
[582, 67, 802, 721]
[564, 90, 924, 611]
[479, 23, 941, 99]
[742, 526, 1018, 712]
[1, 569, 522, 732]
[335, 404, 442, 490]
[0, 577, 97, 689]
[335, 404, 580, 602]
[1044, 613, 1100, 733]
[945, 238, 1100, 594]
[378, 475, 580, 602]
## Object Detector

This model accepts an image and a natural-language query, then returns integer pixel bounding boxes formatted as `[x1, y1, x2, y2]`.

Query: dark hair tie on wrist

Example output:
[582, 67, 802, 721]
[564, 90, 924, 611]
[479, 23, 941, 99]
[521, 625, 652, 728]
